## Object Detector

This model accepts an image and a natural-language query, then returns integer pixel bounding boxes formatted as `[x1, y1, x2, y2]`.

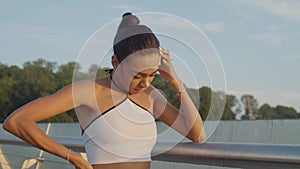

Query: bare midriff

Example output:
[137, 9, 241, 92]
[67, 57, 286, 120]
[92, 161, 151, 169]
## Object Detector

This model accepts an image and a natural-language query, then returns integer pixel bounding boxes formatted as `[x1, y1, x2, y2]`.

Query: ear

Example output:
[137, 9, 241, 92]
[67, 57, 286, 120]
[111, 55, 120, 69]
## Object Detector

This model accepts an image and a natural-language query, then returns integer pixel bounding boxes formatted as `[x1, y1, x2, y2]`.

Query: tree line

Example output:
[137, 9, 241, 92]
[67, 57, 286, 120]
[0, 59, 299, 123]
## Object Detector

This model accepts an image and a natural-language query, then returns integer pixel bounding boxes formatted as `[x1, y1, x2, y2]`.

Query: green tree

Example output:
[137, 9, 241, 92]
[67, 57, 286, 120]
[275, 105, 298, 119]
[257, 104, 276, 119]
[198, 87, 211, 120]
[55, 62, 80, 89]
[152, 74, 179, 108]
[198, 87, 231, 120]
[0, 64, 19, 121]
[222, 94, 239, 120]
[2, 59, 300, 123]
[257, 104, 299, 120]
[0, 60, 59, 121]
[9, 60, 57, 111]
[87, 64, 110, 79]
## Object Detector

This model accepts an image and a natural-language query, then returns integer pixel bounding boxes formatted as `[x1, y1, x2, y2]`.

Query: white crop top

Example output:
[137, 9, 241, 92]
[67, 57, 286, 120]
[82, 97, 157, 164]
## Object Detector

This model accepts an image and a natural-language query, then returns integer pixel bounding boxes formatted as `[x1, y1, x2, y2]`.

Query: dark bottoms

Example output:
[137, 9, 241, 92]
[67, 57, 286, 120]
[92, 161, 151, 169]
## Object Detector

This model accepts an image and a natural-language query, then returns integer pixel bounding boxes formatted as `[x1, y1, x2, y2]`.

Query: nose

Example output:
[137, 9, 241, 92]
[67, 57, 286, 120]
[139, 77, 150, 88]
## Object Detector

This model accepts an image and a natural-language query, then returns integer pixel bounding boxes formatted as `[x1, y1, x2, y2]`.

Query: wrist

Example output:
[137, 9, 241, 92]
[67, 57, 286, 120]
[68, 150, 82, 165]
[170, 78, 184, 93]
[66, 149, 71, 165]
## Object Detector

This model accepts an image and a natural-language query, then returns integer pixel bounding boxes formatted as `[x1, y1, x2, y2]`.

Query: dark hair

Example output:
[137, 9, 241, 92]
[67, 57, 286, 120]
[113, 12, 160, 62]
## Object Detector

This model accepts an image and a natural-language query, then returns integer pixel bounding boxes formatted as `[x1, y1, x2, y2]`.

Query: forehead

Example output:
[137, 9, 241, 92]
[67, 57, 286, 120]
[121, 53, 160, 72]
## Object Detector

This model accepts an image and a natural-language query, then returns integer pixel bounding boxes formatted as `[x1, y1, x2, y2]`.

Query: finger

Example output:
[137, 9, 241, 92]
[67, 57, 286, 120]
[160, 54, 171, 63]
[160, 51, 168, 59]
[159, 46, 172, 64]
[160, 50, 171, 61]
[160, 48, 170, 56]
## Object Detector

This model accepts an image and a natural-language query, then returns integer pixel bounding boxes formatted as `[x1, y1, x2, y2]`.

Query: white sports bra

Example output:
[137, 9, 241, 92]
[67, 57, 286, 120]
[82, 96, 157, 164]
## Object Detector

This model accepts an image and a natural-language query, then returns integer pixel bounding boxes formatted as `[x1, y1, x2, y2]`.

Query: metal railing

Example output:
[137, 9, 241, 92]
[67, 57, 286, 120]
[0, 133, 300, 169]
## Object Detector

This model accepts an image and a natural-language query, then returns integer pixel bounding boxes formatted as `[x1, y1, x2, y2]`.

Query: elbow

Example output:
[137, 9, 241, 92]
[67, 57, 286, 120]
[3, 115, 20, 134]
[191, 136, 206, 143]
[197, 132, 207, 143]
[191, 130, 206, 143]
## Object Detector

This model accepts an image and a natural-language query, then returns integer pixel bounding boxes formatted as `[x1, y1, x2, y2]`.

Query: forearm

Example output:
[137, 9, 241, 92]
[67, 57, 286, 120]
[3, 82, 93, 168]
[171, 79, 206, 142]
[3, 117, 83, 166]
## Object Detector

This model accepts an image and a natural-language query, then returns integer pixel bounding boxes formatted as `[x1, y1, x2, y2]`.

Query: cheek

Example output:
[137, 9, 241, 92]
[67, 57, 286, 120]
[118, 68, 133, 82]
[129, 79, 141, 88]
[148, 76, 156, 83]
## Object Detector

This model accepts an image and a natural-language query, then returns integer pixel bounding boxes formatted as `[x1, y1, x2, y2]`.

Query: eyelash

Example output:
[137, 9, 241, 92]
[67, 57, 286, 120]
[133, 74, 156, 79]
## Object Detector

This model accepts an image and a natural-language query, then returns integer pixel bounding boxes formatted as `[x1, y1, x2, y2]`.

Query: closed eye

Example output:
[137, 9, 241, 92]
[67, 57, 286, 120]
[133, 75, 142, 79]
[132, 70, 158, 79]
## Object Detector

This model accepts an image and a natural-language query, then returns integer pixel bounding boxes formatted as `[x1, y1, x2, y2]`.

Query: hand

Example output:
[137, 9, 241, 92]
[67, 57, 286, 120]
[158, 46, 180, 84]
[74, 160, 93, 169]
[74, 161, 93, 169]
[70, 152, 93, 169]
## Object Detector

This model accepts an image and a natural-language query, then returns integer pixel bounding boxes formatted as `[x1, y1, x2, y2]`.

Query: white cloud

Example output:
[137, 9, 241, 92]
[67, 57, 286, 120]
[283, 55, 300, 61]
[142, 15, 192, 29]
[201, 22, 226, 33]
[240, 0, 300, 21]
[49, 3, 60, 14]
[24, 26, 52, 34]
[105, 3, 143, 11]
[237, 11, 256, 21]
[250, 31, 286, 46]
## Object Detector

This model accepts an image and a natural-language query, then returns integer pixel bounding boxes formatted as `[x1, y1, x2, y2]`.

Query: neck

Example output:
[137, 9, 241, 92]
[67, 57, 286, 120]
[110, 71, 129, 95]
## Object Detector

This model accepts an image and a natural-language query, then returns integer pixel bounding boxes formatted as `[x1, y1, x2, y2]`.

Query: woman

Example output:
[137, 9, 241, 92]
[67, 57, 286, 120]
[3, 12, 206, 169]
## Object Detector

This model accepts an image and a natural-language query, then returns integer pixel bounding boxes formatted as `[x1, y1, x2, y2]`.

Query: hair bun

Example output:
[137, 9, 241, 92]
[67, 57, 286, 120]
[118, 12, 140, 29]
[122, 12, 133, 17]
[114, 12, 154, 46]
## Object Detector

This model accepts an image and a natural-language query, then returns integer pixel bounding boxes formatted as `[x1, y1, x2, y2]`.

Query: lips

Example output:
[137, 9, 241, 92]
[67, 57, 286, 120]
[134, 88, 145, 92]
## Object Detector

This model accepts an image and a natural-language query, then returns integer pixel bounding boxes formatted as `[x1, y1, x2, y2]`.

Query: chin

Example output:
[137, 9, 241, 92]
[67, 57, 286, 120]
[132, 88, 145, 94]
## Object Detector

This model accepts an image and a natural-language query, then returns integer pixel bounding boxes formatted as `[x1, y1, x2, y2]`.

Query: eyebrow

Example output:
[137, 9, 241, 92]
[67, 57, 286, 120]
[133, 70, 158, 76]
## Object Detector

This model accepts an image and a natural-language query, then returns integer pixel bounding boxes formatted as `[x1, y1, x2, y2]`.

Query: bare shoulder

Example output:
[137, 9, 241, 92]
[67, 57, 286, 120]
[72, 77, 109, 92]
[68, 77, 110, 104]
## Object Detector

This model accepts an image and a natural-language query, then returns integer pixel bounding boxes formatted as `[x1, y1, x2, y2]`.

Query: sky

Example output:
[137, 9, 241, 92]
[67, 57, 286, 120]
[0, 0, 299, 112]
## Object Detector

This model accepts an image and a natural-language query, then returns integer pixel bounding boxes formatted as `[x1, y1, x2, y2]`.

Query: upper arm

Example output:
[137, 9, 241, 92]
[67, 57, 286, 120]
[6, 80, 93, 122]
[152, 87, 187, 134]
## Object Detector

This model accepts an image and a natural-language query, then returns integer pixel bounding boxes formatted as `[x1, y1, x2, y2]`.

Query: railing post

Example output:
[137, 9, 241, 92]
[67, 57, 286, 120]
[22, 159, 38, 169]
[1, 129, 300, 169]
[21, 123, 52, 169]
[0, 148, 12, 169]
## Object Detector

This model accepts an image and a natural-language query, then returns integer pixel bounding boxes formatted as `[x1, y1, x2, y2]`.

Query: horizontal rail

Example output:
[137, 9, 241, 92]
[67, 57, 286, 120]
[0, 134, 300, 169]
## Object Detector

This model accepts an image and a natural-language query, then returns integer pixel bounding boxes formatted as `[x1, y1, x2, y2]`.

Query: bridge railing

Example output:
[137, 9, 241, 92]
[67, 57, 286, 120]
[0, 133, 300, 169]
